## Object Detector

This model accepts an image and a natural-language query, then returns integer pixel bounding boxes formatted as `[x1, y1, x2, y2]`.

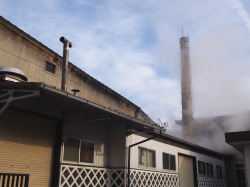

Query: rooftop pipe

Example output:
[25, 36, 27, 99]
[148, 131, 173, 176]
[60, 37, 73, 91]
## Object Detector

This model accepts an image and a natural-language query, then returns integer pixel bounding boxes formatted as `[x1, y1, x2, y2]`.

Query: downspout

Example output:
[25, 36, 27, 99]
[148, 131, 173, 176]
[127, 135, 158, 187]
[60, 37, 73, 91]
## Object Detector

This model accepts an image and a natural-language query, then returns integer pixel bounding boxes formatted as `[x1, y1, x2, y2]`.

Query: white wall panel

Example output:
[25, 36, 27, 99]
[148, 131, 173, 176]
[127, 134, 225, 179]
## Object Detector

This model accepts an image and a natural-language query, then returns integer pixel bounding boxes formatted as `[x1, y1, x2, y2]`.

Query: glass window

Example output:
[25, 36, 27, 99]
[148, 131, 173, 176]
[170, 155, 176, 170]
[138, 147, 156, 168]
[219, 166, 222, 178]
[63, 138, 79, 162]
[80, 141, 94, 163]
[216, 165, 222, 178]
[210, 164, 214, 176]
[198, 161, 202, 175]
[163, 153, 169, 170]
[202, 162, 206, 175]
[147, 149, 156, 168]
[63, 138, 94, 164]
[45, 61, 56, 73]
[162, 153, 176, 171]
[198, 161, 214, 177]
[206, 163, 210, 176]
[138, 147, 147, 167]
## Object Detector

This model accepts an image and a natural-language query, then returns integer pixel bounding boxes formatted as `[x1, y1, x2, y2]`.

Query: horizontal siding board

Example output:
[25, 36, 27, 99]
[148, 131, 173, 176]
[128, 134, 225, 177]
[0, 109, 56, 187]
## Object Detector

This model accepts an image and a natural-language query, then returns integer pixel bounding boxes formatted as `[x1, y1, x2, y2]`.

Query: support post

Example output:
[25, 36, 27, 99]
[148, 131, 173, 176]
[51, 120, 64, 187]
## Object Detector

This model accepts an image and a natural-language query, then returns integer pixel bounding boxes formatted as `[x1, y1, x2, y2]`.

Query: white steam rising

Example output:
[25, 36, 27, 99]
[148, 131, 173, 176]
[226, 0, 250, 30]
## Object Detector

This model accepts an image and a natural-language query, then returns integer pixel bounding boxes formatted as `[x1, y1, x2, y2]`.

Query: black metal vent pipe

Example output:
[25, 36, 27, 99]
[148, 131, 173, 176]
[60, 37, 73, 91]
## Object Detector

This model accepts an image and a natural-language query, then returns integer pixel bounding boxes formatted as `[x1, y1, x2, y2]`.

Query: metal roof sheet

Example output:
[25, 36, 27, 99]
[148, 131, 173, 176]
[0, 82, 164, 132]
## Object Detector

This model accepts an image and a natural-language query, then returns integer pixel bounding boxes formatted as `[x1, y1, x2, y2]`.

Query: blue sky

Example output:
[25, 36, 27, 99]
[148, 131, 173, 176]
[1, 0, 250, 131]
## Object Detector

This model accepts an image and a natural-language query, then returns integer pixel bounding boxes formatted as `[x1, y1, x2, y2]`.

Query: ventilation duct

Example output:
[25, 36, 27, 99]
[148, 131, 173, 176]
[0, 67, 28, 82]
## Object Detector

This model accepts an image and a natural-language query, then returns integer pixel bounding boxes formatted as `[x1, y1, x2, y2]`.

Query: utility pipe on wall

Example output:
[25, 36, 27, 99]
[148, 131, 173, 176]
[60, 37, 73, 91]
[127, 135, 157, 187]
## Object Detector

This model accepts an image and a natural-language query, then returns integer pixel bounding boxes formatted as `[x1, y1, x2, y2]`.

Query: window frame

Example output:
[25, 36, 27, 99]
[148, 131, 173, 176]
[62, 137, 95, 165]
[198, 160, 214, 177]
[138, 146, 156, 169]
[45, 61, 56, 74]
[216, 165, 223, 179]
[162, 152, 176, 171]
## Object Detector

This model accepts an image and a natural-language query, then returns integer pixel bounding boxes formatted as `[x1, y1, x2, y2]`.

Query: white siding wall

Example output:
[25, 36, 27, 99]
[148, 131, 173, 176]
[127, 134, 225, 178]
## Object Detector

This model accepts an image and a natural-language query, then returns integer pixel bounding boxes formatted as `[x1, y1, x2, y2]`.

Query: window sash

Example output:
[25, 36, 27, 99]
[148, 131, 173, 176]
[198, 161, 214, 177]
[80, 140, 94, 163]
[202, 162, 206, 175]
[198, 161, 202, 175]
[63, 138, 94, 164]
[210, 164, 214, 176]
[138, 147, 147, 167]
[169, 155, 176, 170]
[162, 153, 176, 171]
[163, 153, 170, 170]
[216, 165, 222, 178]
[45, 61, 56, 73]
[138, 147, 156, 168]
[147, 149, 156, 168]
[63, 138, 79, 162]
[206, 163, 210, 176]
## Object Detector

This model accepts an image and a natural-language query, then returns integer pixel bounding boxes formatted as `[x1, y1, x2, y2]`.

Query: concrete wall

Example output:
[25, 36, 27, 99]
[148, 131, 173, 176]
[0, 20, 142, 118]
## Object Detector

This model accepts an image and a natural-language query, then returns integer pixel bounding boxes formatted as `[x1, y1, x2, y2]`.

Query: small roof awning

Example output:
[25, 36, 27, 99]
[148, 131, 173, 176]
[0, 82, 165, 132]
[225, 131, 250, 153]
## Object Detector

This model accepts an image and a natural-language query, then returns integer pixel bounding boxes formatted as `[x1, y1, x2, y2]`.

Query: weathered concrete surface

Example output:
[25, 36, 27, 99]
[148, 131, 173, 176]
[0, 18, 152, 123]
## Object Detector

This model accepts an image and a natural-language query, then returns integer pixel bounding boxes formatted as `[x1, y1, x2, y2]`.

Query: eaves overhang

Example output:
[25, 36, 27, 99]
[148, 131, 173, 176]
[225, 131, 250, 153]
[0, 82, 165, 132]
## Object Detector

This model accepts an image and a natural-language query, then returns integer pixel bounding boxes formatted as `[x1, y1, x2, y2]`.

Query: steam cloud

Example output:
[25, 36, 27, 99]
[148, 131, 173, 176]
[226, 0, 250, 30]
[169, 0, 250, 155]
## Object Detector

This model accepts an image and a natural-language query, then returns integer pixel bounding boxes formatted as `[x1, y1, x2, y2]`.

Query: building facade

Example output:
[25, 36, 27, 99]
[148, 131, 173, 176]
[0, 16, 227, 187]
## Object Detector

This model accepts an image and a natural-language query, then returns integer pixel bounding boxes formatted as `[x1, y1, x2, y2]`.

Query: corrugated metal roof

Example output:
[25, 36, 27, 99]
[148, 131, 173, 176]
[0, 82, 164, 131]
